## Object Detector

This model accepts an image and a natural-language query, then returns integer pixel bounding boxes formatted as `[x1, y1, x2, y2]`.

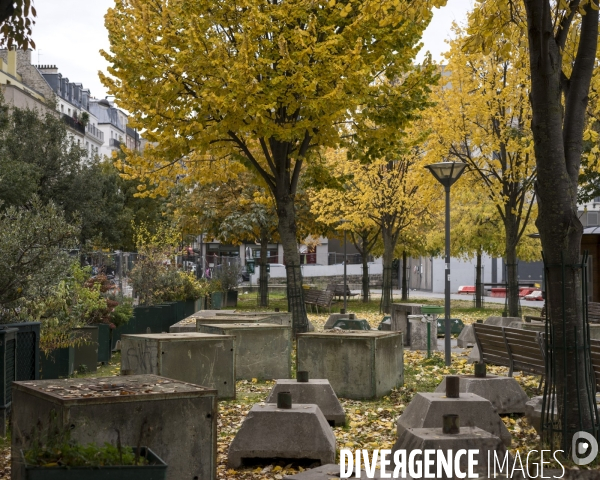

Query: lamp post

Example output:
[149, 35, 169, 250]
[425, 161, 467, 366]
[344, 228, 347, 313]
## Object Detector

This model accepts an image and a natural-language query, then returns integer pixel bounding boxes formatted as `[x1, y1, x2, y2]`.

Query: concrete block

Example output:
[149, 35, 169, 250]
[392, 427, 510, 479]
[324, 313, 353, 329]
[266, 379, 346, 426]
[434, 375, 530, 414]
[590, 324, 600, 340]
[395, 392, 511, 446]
[457, 324, 475, 348]
[408, 316, 438, 351]
[170, 315, 264, 333]
[120, 333, 236, 399]
[227, 403, 336, 468]
[11, 375, 217, 480]
[297, 331, 403, 399]
[525, 395, 556, 434]
[197, 323, 291, 380]
[283, 464, 387, 479]
[214, 311, 292, 326]
[391, 303, 423, 346]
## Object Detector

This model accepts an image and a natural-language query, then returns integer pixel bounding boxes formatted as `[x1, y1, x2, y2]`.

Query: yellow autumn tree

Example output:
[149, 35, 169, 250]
[311, 144, 436, 314]
[424, 20, 537, 317]
[101, 0, 447, 334]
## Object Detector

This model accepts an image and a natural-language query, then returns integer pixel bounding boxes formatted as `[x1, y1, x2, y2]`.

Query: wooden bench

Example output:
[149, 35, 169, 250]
[473, 323, 546, 379]
[326, 283, 359, 301]
[304, 289, 334, 313]
[589, 302, 600, 323]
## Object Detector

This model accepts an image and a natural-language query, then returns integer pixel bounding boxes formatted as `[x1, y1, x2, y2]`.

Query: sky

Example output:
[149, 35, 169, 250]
[31, 0, 473, 101]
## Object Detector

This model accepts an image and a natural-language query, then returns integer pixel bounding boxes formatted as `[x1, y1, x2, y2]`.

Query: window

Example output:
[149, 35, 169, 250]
[68, 108, 71, 115]
[588, 212, 599, 226]
[61, 105, 64, 112]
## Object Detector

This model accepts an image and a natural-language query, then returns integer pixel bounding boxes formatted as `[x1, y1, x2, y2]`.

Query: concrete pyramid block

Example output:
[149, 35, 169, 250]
[283, 464, 388, 479]
[392, 427, 510, 480]
[457, 324, 475, 348]
[266, 379, 346, 426]
[228, 403, 336, 468]
[395, 392, 511, 446]
[434, 375, 530, 414]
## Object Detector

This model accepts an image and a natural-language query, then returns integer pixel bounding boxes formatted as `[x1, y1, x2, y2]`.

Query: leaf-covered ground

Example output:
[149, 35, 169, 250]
[0, 296, 559, 479]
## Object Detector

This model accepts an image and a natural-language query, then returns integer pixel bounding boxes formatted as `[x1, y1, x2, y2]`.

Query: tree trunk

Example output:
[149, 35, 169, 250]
[276, 193, 308, 335]
[475, 251, 482, 309]
[524, 0, 598, 449]
[504, 227, 519, 317]
[361, 250, 370, 303]
[401, 251, 408, 301]
[258, 229, 269, 307]
[381, 228, 394, 314]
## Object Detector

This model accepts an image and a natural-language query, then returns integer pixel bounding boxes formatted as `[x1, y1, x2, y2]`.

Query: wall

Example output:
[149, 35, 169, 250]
[0, 85, 54, 114]
[432, 254, 494, 294]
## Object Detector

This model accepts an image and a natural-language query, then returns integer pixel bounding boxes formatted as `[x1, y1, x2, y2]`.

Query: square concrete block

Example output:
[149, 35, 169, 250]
[120, 333, 236, 399]
[196, 323, 291, 380]
[170, 316, 264, 333]
[12, 375, 217, 480]
[392, 427, 510, 480]
[408, 316, 438, 351]
[228, 403, 336, 468]
[396, 392, 511, 446]
[297, 331, 404, 400]
[434, 375, 530, 414]
[266, 379, 346, 426]
[391, 303, 423, 346]
[214, 311, 292, 326]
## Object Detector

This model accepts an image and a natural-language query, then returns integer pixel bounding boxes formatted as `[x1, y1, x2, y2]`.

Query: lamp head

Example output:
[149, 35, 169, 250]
[425, 162, 467, 188]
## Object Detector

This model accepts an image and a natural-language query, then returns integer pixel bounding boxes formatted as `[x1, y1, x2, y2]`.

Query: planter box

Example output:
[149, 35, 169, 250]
[297, 331, 404, 399]
[224, 291, 238, 308]
[196, 323, 291, 380]
[210, 292, 222, 310]
[0, 323, 40, 381]
[121, 333, 236, 399]
[0, 328, 17, 436]
[39, 347, 74, 379]
[12, 375, 217, 480]
[22, 446, 167, 480]
[72, 326, 99, 373]
[95, 324, 111, 364]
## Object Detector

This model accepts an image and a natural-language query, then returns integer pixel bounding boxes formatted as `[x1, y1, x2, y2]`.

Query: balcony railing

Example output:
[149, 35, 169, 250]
[61, 114, 85, 135]
[109, 138, 122, 149]
[85, 124, 104, 142]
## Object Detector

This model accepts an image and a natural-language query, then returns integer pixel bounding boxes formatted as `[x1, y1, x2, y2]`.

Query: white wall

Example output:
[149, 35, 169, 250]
[249, 262, 383, 283]
[432, 255, 494, 294]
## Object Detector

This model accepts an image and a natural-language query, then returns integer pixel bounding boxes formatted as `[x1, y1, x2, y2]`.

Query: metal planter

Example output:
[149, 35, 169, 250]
[0, 328, 17, 435]
[39, 347, 74, 379]
[72, 326, 99, 373]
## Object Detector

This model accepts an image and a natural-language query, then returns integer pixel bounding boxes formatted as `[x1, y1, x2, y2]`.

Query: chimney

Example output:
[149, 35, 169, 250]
[7, 49, 16, 77]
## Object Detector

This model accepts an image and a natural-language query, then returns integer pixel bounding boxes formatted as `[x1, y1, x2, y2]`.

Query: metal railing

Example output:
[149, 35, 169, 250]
[86, 123, 104, 142]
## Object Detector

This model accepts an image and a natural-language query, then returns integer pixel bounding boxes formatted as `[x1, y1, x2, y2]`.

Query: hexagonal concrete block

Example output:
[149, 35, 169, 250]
[392, 427, 511, 480]
[395, 392, 511, 447]
[266, 379, 346, 426]
[434, 375, 530, 414]
[228, 403, 336, 468]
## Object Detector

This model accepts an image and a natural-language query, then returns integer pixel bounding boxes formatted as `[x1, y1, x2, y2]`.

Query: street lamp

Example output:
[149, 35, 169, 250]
[338, 219, 349, 313]
[425, 161, 467, 366]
